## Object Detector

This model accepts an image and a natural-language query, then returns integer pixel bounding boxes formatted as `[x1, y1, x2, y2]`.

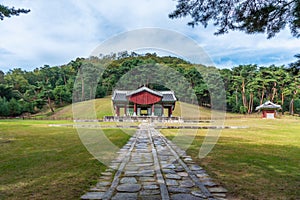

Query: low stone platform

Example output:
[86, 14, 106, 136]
[81, 123, 228, 200]
[103, 116, 182, 123]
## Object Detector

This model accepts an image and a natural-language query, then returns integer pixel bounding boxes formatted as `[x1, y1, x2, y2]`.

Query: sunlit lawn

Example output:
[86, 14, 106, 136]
[1, 117, 299, 200]
[0, 120, 134, 200]
[161, 117, 300, 200]
[35, 96, 113, 119]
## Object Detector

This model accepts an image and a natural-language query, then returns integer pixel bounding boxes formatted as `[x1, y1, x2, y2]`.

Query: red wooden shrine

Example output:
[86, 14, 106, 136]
[255, 101, 281, 119]
[112, 86, 176, 117]
[129, 91, 162, 105]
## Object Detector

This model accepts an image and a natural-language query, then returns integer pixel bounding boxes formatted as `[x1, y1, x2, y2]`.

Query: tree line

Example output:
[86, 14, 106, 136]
[0, 53, 299, 117]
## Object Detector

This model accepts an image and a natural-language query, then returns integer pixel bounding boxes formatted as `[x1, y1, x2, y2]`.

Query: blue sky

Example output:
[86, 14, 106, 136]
[0, 0, 299, 72]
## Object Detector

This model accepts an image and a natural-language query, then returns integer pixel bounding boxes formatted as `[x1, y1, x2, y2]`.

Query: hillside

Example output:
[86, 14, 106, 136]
[173, 101, 242, 119]
[48, 96, 113, 119]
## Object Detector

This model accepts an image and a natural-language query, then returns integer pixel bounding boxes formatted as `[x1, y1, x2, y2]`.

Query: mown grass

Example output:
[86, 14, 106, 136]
[0, 120, 134, 200]
[161, 118, 300, 200]
[38, 96, 113, 119]
[173, 101, 243, 119]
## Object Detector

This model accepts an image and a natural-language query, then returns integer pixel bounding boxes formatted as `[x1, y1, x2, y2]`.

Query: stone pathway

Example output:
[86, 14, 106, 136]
[81, 123, 228, 200]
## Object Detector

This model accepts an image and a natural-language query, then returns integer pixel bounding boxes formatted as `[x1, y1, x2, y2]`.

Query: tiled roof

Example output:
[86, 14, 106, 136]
[161, 91, 177, 102]
[112, 87, 176, 102]
[126, 86, 163, 97]
[112, 90, 129, 102]
[255, 101, 281, 110]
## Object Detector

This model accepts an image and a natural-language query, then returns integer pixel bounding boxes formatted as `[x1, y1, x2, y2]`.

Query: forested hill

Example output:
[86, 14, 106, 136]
[0, 52, 299, 117]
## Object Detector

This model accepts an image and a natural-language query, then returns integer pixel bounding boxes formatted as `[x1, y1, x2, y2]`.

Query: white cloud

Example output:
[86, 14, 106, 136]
[0, 0, 299, 71]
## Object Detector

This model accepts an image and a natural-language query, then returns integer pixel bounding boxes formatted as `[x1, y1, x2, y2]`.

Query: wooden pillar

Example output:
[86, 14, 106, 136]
[116, 106, 120, 116]
[124, 104, 127, 116]
[133, 103, 137, 116]
[152, 104, 155, 116]
[161, 104, 164, 117]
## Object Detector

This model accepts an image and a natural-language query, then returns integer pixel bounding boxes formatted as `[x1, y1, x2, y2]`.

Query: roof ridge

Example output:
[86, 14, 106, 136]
[126, 86, 163, 97]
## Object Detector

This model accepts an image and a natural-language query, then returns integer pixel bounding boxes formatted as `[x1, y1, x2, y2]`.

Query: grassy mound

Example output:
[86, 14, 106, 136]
[173, 101, 243, 119]
[47, 96, 113, 119]
[41, 96, 243, 120]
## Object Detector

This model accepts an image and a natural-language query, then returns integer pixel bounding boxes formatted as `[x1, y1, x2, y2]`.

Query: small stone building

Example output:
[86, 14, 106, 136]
[112, 86, 177, 117]
[255, 101, 281, 119]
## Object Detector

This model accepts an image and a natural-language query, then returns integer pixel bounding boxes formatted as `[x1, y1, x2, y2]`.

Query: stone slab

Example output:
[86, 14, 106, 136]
[191, 191, 207, 198]
[168, 186, 191, 193]
[116, 184, 141, 192]
[165, 174, 182, 180]
[180, 180, 195, 188]
[112, 192, 138, 200]
[171, 194, 205, 200]
[120, 177, 137, 184]
[166, 179, 178, 186]
[143, 184, 159, 190]
[139, 189, 160, 196]
[81, 192, 104, 200]
[208, 187, 228, 193]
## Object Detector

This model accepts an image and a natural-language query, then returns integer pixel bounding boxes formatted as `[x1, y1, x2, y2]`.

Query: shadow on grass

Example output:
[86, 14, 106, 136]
[167, 134, 300, 200]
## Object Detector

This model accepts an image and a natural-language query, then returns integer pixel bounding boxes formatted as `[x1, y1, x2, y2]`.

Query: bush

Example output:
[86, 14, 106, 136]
[239, 106, 248, 114]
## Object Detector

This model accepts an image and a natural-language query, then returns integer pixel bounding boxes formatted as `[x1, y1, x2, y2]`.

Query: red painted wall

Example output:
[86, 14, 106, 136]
[262, 110, 275, 118]
[129, 91, 162, 105]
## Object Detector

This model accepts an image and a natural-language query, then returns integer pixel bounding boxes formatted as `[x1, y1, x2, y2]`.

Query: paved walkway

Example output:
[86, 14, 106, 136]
[81, 123, 227, 200]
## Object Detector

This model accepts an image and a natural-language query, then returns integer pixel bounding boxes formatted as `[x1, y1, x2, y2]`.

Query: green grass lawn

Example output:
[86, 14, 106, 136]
[0, 120, 135, 200]
[1, 117, 299, 199]
[161, 117, 300, 200]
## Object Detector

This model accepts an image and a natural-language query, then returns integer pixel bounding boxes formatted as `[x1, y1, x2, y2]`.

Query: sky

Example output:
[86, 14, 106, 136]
[0, 0, 299, 72]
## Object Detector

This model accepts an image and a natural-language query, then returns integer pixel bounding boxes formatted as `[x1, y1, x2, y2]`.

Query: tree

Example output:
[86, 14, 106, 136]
[5, 68, 29, 93]
[0, 70, 4, 84]
[70, 58, 85, 101]
[0, 4, 30, 20]
[53, 85, 71, 105]
[289, 54, 300, 75]
[286, 74, 300, 115]
[8, 98, 21, 116]
[37, 81, 55, 113]
[169, 0, 300, 38]
[231, 65, 257, 113]
[0, 84, 13, 100]
[0, 97, 9, 116]
[274, 66, 290, 113]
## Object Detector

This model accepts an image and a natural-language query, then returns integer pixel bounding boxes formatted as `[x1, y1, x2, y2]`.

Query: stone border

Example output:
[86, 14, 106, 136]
[49, 124, 248, 130]
[152, 129, 213, 198]
[148, 127, 170, 200]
